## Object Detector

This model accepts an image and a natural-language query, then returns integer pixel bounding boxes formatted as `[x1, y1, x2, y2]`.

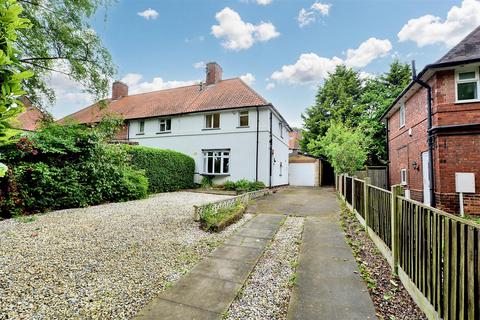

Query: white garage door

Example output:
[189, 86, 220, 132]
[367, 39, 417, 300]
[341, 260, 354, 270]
[289, 163, 316, 186]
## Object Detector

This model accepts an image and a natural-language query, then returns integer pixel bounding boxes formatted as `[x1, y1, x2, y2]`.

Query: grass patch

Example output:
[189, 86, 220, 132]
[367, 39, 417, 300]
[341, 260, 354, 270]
[14, 215, 37, 223]
[200, 201, 246, 232]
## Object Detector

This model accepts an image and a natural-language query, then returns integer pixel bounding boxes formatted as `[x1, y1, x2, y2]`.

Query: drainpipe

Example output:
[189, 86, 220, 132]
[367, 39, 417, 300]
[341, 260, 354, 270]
[269, 111, 273, 188]
[412, 61, 435, 207]
[255, 107, 259, 182]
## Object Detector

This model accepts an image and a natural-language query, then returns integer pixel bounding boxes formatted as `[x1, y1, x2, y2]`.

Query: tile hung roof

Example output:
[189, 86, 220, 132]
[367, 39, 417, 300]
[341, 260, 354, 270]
[436, 25, 480, 65]
[63, 78, 269, 124]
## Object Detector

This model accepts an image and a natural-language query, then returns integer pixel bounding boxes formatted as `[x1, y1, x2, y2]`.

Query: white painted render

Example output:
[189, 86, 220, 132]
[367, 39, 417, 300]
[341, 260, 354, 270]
[127, 106, 290, 187]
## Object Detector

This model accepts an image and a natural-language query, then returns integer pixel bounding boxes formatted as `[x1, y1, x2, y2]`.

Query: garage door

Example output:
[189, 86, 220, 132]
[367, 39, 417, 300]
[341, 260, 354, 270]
[289, 163, 316, 186]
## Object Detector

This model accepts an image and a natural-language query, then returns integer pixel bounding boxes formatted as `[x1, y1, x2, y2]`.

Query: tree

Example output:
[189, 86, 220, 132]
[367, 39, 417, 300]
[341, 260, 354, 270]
[309, 122, 370, 175]
[301, 65, 364, 153]
[359, 60, 411, 164]
[17, 0, 115, 107]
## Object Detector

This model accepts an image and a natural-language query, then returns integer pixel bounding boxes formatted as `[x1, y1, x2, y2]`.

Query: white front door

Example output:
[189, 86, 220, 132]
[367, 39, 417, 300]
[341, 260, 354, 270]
[422, 152, 431, 206]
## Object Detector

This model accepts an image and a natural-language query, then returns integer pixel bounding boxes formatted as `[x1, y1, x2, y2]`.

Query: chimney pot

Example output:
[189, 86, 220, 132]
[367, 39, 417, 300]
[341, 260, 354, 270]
[205, 62, 222, 85]
[112, 81, 128, 100]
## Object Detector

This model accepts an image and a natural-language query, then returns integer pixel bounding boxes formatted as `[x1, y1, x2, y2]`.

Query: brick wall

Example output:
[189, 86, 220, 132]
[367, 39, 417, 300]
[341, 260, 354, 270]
[436, 193, 480, 215]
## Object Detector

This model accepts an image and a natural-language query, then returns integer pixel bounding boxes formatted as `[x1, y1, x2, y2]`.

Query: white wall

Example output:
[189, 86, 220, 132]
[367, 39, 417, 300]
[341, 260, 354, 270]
[127, 107, 290, 187]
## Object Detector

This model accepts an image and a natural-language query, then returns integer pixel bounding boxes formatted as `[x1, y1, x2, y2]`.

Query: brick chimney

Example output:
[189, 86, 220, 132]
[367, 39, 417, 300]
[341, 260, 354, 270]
[205, 62, 222, 85]
[112, 81, 128, 100]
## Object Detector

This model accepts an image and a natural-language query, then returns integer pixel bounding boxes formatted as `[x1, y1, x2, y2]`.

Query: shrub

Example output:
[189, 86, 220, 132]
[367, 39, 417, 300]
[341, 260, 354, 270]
[124, 145, 195, 193]
[223, 180, 236, 191]
[222, 179, 266, 193]
[0, 120, 148, 217]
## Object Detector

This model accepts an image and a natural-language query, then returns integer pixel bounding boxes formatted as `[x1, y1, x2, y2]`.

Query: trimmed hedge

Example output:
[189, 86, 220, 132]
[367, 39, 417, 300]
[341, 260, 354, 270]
[124, 145, 195, 193]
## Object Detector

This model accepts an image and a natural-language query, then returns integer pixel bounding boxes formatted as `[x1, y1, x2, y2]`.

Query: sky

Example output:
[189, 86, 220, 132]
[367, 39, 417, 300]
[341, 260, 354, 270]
[48, 0, 480, 127]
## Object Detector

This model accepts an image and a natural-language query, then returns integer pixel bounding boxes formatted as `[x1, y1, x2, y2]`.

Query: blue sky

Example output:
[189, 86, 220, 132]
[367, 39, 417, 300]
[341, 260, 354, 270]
[49, 0, 480, 127]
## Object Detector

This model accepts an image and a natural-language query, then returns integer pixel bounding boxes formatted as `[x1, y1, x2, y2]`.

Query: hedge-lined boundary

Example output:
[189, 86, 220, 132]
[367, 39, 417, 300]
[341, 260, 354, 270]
[124, 145, 195, 193]
[193, 188, 272, 222]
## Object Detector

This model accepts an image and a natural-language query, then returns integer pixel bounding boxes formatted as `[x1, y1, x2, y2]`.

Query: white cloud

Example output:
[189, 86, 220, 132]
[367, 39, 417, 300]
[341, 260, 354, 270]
[345, 38, 392, 68]
[240, 73, 256, 85]
[298, 2, 331, 27]
[271, 37, 391, 84]
[398, 0, 480, 47]
[211, 7, 280, 50]
[193, 61, 205, 69]
[121, 73, 198, 94]
[137, 8, 159, 20]
[266, 82, 276, 90]
[256, 0, 272, 5]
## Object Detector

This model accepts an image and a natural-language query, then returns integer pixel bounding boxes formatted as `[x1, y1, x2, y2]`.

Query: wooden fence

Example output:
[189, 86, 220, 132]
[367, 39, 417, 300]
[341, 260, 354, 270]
[338, 174, 480, 320]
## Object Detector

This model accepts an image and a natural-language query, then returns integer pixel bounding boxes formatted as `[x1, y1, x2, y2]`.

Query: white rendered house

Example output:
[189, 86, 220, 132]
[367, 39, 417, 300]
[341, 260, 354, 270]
[63, 62, 291, 187]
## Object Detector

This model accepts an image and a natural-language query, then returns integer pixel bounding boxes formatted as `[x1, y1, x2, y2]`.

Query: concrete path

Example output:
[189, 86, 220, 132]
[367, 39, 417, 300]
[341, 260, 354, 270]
[252, 187, 376, 319]
[134, 214, 283, 320]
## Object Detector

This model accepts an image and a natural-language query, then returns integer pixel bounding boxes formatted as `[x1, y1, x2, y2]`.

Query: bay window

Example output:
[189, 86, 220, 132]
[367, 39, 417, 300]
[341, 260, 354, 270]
[203, 149, 230, 175]
[456, 69, 479, 102]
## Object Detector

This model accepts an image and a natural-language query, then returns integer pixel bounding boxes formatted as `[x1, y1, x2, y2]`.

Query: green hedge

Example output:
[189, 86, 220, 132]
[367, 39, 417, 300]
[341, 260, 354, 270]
[0, 120, 148, 217]
[124, 145, 195, 193]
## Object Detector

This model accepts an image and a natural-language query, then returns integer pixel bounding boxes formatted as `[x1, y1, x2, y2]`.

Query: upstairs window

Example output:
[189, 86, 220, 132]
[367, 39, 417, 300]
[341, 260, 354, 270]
[138, 120, 145, 134]
[203, 150, 230, 175]
[399, 104, 406, 128]
[456, 69, 479, 102]
[239, 111, 249, 127]
[279, 123, 284, 138]
[205, 113, 220, 129]
[158, 118, 171, 133]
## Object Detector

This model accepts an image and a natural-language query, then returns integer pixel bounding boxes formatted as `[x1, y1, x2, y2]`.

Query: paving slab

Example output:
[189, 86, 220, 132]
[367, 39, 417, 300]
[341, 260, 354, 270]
[134, 213, 281, 320]
[189, 256, 255, 283]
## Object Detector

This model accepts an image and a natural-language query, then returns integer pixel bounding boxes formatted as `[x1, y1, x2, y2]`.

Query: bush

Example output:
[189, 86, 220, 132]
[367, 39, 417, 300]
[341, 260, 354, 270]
[124, 145, 195, 193]
[0, 120, 148, 217]
[222, 179, 266, 193]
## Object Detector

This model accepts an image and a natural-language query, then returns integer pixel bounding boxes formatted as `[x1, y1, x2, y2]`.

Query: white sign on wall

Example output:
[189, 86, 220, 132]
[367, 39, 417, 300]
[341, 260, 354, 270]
[455, 172, 475, 193]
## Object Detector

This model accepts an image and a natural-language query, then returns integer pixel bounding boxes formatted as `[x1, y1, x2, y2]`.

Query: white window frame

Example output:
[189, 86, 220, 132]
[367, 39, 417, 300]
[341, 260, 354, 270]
[158, 118, 171, 133]
[455, 68, 480, 103]
[399, 104, 406, 128]
[205, 113, 220, 129]
[203, 149, 230, 175]
[238, 111, 249, 127]
[400, 168, 408, 185]
[138, 120, 145, 135]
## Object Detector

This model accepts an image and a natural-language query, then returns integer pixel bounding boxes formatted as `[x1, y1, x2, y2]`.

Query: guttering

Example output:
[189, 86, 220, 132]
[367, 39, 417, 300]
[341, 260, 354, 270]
[255, 106, 259, 182]
[269, 111, 273, 188]
[412, 61, 436, 207]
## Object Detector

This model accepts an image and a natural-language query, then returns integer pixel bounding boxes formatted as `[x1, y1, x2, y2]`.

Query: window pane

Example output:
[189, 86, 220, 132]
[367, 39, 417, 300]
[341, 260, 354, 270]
[207, 157, 213, 173]
[213, 113, 220, 128]
[240, 111, 249, 126]
[160, 123, 165, 131]
[139, 121, 145, 132]
[459, 72, 476, 80]
[166, 119, 171, 131]
[214, 156, 221, 173]
[458, 82, 477, 100]
[223, 157, 229, 173]
[206, 115, 212, 128]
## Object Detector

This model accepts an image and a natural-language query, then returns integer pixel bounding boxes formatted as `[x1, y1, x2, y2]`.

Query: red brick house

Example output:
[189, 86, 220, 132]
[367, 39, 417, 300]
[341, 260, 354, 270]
[381, 26, 480, 215]
[14, 98, 50, 131]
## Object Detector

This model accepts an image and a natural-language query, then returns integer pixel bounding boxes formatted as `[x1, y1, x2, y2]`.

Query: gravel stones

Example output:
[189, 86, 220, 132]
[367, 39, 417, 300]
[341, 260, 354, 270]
[225, 216, 305, 320]
[0, 192, 251, 319]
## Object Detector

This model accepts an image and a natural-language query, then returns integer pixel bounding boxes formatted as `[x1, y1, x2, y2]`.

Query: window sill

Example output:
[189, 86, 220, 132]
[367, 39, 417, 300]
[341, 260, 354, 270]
[455, 99, 480, 105]
[202, 128, 221, 131]
[156, 131, 171, 135]
[236, 126, 250, 128]
[399, 125, 405, 130]
[201, 173, 230, 176]
[136, 133, 145, 136]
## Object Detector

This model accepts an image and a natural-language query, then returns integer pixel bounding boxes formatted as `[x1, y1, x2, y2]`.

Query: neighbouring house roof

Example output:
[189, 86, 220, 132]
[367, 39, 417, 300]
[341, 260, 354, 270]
[61, 78, 270, 123]
[381, 25, 480, 121]
[14, 98, 50, 131]
[288, 131, 301, 150]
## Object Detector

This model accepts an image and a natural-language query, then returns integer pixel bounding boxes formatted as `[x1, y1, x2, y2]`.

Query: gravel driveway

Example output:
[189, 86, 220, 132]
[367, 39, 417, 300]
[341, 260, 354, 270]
[0, 192, 248, 320]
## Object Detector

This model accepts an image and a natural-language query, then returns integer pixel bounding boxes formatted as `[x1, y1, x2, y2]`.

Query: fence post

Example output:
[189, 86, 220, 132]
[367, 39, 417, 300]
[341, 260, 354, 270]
[391, 184, 403, 274]
[363, 177, 371, 230]
[351, 176, 356, 211]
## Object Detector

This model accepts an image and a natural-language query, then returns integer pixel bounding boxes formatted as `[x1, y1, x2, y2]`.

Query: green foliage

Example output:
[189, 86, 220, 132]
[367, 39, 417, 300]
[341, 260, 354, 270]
[223, 179, 266, 192]
[0, 0, 33, 138]
[0, 120, 148, 217]
[201, 176, 213, 189]
[124, 145, 195, 193]
[17, 0, 115, 108]
[200, 201, 245, 232]
[301, 61, 411, 165]
[309, 122, 370, 175]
